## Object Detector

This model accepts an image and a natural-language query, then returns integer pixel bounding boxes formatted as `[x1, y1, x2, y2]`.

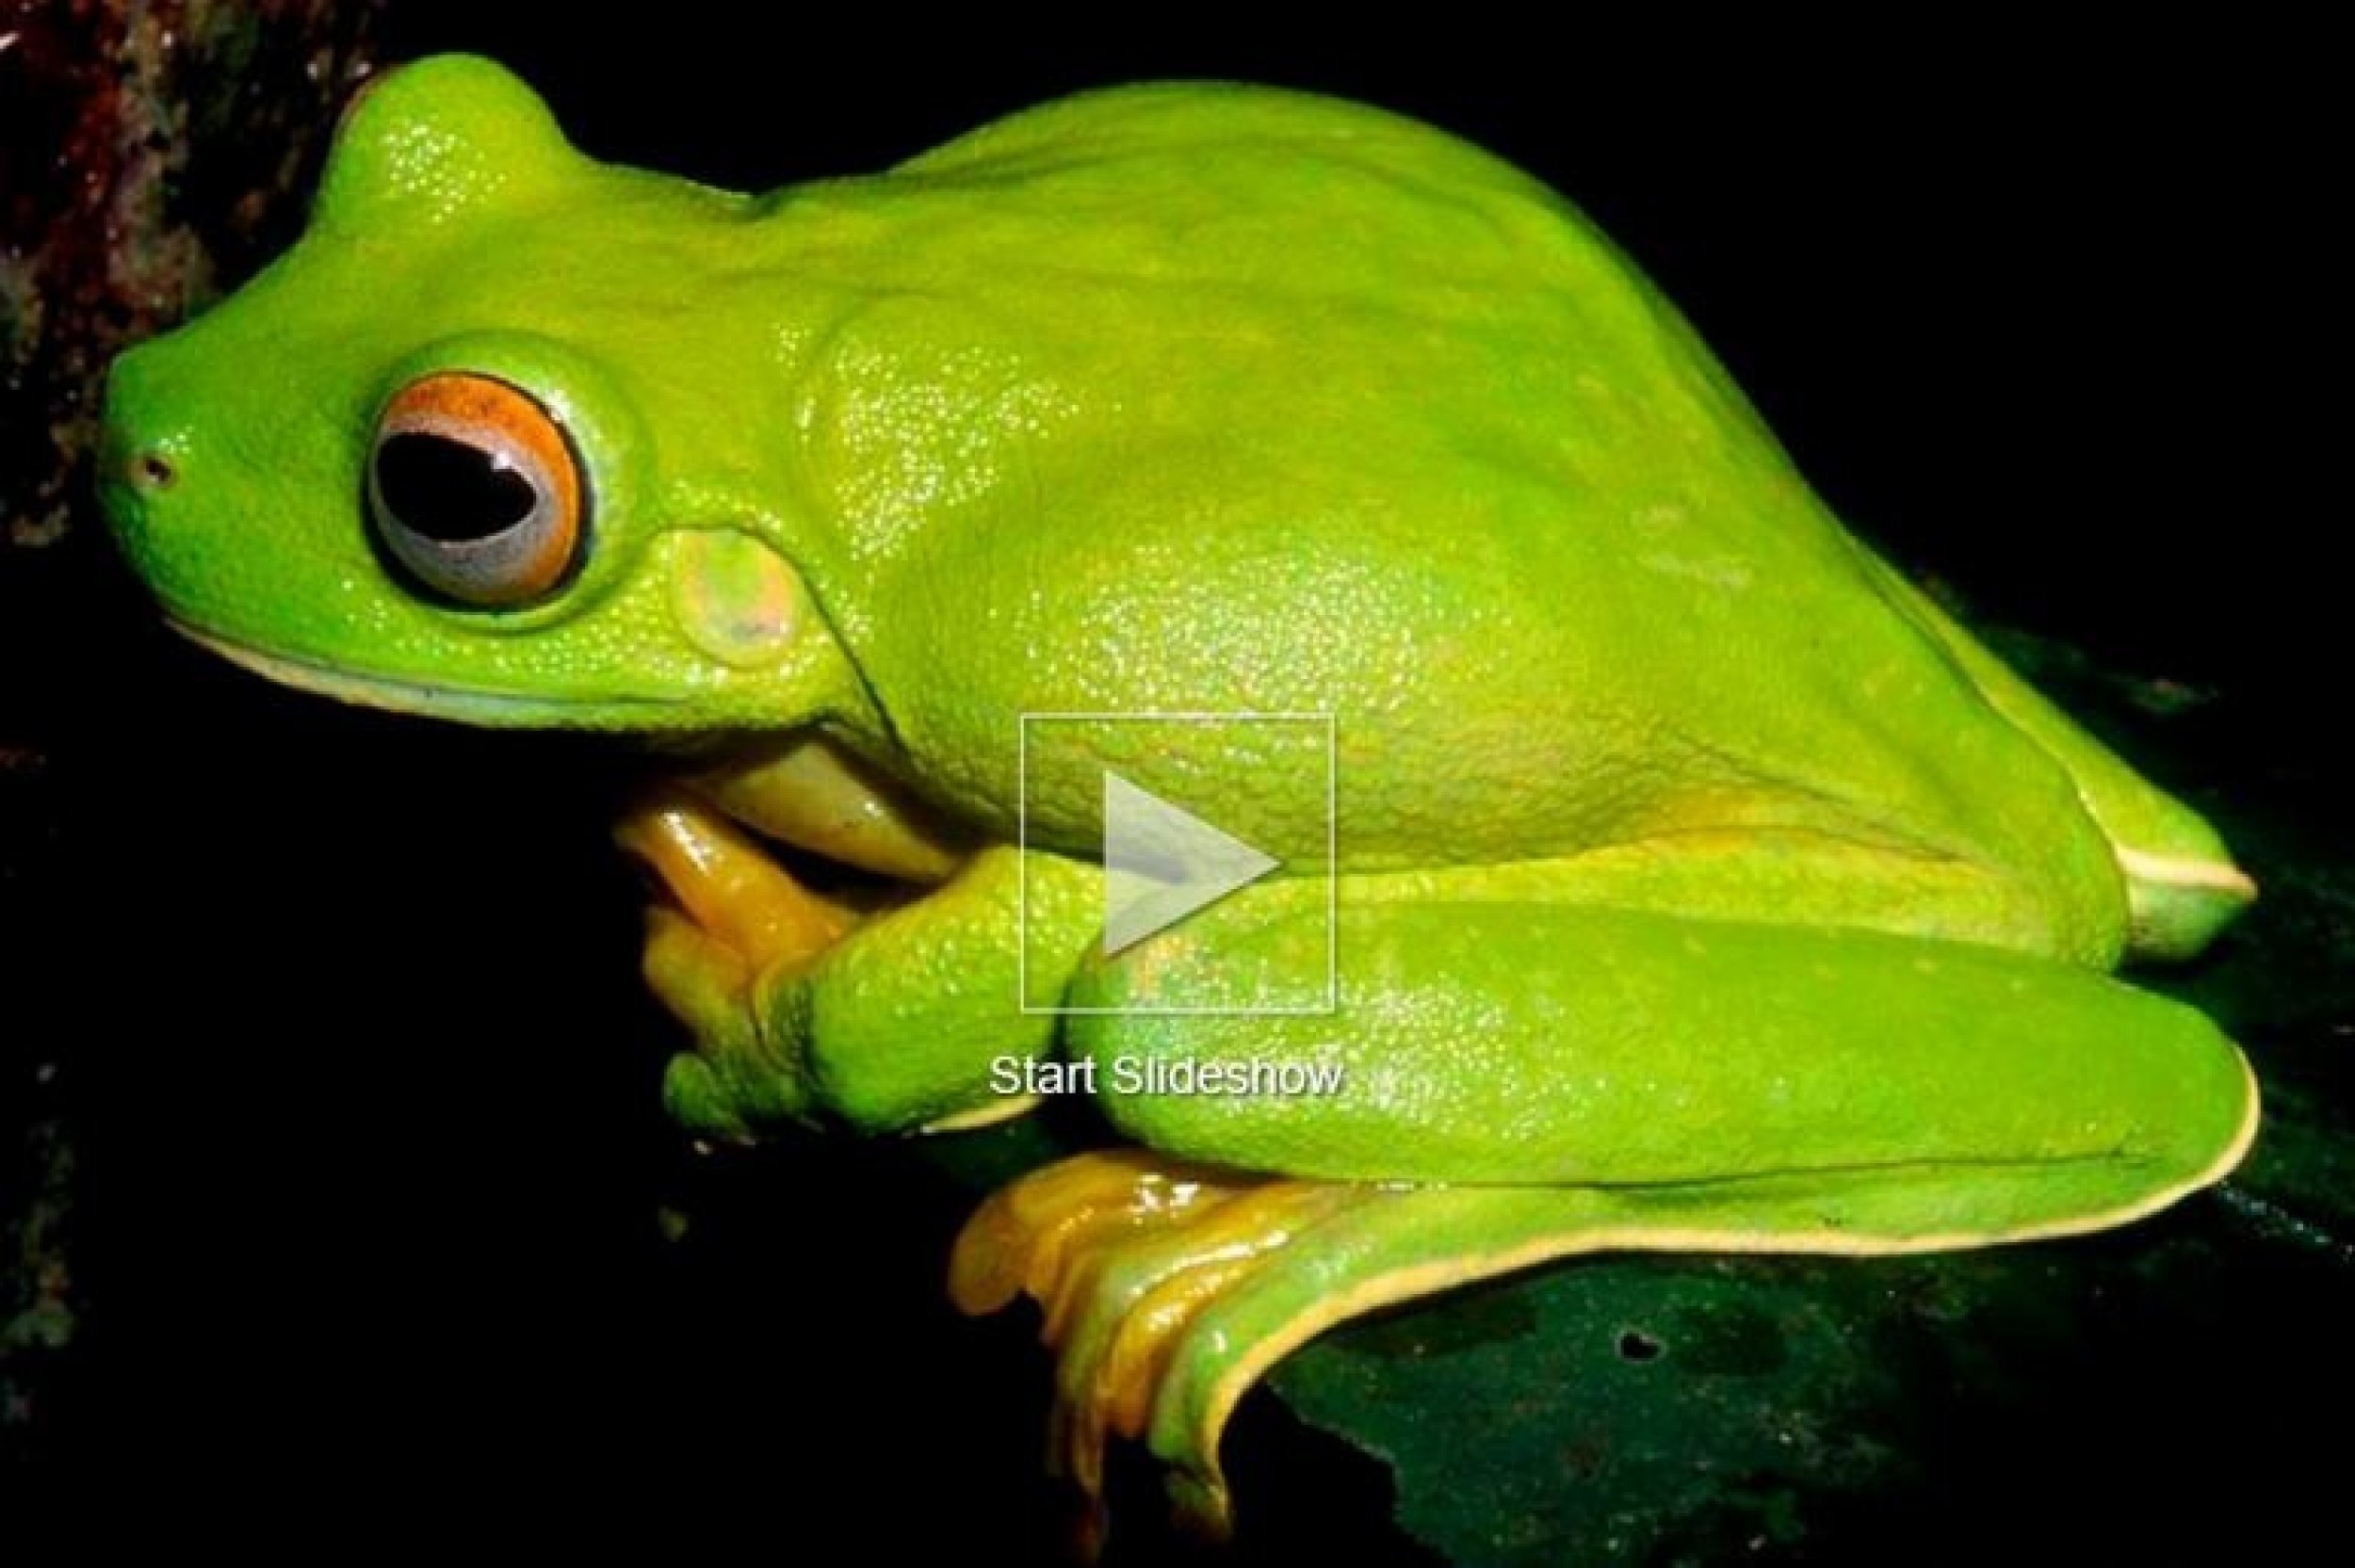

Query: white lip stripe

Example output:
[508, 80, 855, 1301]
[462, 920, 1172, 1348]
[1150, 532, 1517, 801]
[168, 620, 668, 718]
[2115, 845, 2258, 897]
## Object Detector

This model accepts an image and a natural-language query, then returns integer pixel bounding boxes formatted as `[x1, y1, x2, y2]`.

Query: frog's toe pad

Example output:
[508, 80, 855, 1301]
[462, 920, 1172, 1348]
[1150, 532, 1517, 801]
[641, 903, 759, 1054]
[949, 1149, 1377, 1551]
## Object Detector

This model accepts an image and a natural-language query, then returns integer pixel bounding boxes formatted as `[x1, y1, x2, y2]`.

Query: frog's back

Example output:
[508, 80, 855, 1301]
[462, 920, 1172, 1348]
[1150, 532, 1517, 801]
[774, 85, 2233, 957]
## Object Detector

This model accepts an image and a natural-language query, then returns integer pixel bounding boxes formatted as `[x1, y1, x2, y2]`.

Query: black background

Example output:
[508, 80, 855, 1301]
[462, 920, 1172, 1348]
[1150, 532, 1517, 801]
[11, 9, 2341, 1561]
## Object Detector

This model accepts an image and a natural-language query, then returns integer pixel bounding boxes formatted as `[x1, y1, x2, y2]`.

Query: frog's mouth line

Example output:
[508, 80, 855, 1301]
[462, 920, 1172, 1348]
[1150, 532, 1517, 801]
[167, 620, 674, 724]
[174, 615, 971, 945]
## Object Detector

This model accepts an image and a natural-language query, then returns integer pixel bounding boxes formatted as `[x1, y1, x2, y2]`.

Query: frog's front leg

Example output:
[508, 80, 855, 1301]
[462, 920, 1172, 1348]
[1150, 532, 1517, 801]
[617, 785, 1100, 1137]
[953, 890, 2259, 1544]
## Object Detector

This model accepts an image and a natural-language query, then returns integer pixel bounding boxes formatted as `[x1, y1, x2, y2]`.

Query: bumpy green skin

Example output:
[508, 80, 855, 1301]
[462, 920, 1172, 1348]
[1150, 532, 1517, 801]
[103, 58, 2255, 1284]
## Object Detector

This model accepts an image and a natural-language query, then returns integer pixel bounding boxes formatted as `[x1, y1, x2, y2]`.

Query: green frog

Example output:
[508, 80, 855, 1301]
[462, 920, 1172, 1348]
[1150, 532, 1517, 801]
[99, 54, 2258, 1547]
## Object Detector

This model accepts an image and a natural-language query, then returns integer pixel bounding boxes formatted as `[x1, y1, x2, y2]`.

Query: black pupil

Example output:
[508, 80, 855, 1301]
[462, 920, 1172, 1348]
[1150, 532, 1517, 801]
[374, 430, 539, 542]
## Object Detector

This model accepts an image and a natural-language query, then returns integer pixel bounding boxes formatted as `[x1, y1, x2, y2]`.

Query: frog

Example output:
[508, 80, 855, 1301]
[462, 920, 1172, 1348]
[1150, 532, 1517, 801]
[98, 54, 2260, 1550]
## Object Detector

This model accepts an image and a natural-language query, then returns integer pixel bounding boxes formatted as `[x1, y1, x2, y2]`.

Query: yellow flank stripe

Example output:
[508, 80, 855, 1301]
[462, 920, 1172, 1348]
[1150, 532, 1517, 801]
[2115, 845, 2259, 897]
[1186, 1049, 2261, 1490]
[922, 1093, 1043, 1134]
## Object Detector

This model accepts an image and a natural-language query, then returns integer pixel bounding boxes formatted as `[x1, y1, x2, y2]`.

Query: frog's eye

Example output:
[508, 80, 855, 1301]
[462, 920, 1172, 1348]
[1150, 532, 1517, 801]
[368, 372, 587, 608]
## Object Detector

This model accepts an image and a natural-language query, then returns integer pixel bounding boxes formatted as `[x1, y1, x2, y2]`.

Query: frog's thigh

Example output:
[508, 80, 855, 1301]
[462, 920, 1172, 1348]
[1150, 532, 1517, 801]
[1072, 897, 2257, 1204]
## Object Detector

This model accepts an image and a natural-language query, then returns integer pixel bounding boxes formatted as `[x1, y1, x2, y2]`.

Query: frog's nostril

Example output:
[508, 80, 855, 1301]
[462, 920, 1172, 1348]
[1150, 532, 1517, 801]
[129, 449, 179, 493]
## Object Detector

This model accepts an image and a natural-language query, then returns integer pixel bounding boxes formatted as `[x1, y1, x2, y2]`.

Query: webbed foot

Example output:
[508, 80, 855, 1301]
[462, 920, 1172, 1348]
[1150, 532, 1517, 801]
[949, 1149, 1384, 1553]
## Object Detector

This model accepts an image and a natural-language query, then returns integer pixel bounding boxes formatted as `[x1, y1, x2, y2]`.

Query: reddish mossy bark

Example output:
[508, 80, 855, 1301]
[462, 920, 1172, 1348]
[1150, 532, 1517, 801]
[1, 0, 385, 1480]
[1, 0, 384, 547]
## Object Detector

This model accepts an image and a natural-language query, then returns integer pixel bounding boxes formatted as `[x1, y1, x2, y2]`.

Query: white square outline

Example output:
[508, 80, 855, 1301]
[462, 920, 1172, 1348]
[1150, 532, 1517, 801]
[1017, 711, 1338, 1017]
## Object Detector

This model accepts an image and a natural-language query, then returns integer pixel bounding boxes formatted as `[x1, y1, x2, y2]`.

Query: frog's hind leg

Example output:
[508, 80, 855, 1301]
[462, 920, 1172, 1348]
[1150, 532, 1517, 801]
[1855, 548, 2255, 957]
[956, 894, 2257, 1547]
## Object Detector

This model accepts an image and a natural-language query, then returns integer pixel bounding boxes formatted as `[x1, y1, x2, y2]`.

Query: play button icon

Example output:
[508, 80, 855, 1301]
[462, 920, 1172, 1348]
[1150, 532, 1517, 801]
[1099, 771, 1281, 957]
[1016, 711, 1335, 1015]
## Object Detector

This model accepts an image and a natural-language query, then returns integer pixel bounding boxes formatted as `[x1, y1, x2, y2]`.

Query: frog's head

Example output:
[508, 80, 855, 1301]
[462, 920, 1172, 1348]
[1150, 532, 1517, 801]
[100, 55, 871, 734]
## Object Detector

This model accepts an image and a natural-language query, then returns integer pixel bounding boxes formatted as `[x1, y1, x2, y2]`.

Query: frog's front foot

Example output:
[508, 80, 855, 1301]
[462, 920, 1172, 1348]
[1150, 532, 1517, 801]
[949, 1148, 1386, 1554]
[615, 784, 860, 1134]
[619, 780, 1096, 1137]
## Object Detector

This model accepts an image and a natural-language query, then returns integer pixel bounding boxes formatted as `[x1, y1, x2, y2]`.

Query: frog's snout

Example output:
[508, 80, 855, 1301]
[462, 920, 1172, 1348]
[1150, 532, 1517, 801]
[97, 342, 190, 537]
[95, 339, 219, 603]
